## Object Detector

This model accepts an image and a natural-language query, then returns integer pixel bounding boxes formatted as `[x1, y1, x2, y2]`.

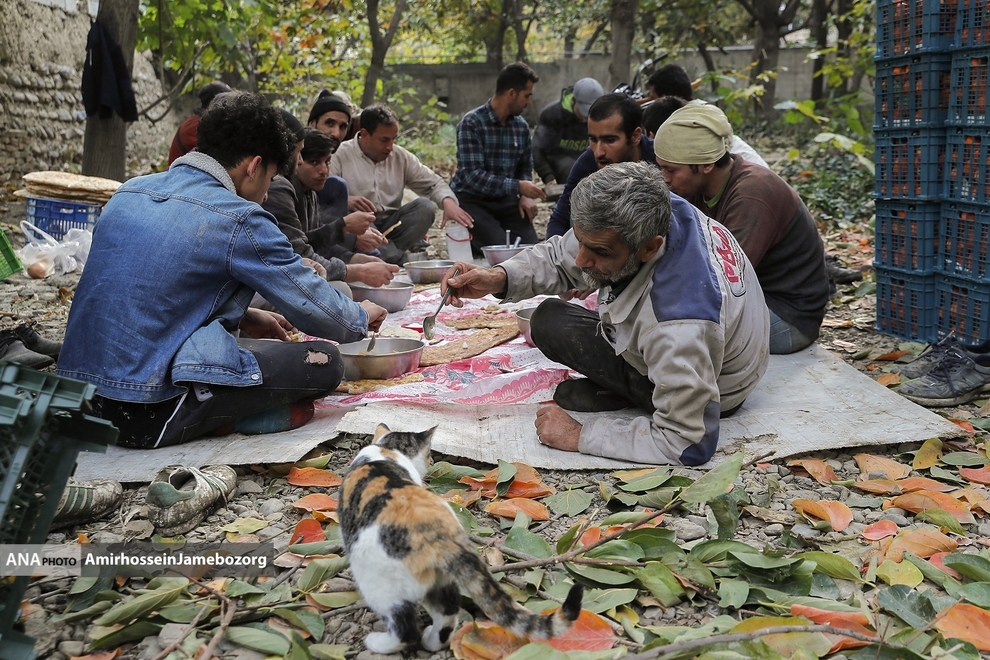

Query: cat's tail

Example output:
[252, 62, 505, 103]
[450, 550, 584, 639]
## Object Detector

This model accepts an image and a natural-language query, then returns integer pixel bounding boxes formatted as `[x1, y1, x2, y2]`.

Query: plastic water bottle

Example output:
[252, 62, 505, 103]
[445, 223, 474, 263]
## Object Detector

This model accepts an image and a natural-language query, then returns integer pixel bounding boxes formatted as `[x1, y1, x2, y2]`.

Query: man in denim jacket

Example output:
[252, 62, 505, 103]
[57, 93, 387, 448]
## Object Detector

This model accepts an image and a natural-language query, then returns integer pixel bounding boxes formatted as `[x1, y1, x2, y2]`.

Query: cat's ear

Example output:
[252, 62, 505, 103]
[373, 423, 391, 443]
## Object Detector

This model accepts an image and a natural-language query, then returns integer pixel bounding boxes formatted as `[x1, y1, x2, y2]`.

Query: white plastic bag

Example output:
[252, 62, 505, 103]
[16, 221, 93, 278]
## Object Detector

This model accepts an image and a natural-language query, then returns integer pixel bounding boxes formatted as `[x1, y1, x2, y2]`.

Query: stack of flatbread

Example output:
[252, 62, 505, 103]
[21, 171, 121, 205]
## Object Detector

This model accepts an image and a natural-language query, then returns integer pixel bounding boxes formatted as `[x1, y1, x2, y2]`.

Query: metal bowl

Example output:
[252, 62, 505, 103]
[515, 307, 537, 347]
[403, 260, 456, 284]
[482, 244, 535, 266]
[337, 337, 425, 381]
[348, 281, 414, 313]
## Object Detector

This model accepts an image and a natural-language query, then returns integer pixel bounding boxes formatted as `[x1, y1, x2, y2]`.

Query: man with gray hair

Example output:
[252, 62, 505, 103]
[440, 161, 769, 466]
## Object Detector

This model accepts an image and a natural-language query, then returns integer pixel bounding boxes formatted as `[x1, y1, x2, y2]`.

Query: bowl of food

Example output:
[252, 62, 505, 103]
[349, 281, 414, 313]
[337, 337, 425, 381]
[403, 260, 456, 284]
[482, 244, 535, 266]
[514, 307, 537, 347]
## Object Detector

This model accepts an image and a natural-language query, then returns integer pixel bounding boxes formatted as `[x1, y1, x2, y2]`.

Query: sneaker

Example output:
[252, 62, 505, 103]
[146, 465, 237, 536]
[553, 378, 633, 413]
[51, 479, 123, 530]
[13, 323, 62, 358]
[896, 336, 990, 380]
[897, 350, 990, 407]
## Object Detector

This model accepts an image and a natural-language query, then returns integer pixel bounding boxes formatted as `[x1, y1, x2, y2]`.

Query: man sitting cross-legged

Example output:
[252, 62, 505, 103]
[56, 93, 387, 449]
[264, 128, 399, 290]
[330, 105, 475, 264]
[441, 161, 769, 466]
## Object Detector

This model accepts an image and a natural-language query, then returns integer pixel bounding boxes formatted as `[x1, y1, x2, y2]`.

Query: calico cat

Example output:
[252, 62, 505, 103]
[339, 424, 584, 654]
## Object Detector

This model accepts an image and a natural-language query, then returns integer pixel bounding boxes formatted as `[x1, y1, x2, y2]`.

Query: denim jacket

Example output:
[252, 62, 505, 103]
[57, 152, 369, 403]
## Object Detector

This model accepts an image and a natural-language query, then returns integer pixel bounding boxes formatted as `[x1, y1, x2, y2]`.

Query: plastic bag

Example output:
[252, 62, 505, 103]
[16, 221, 93, 278]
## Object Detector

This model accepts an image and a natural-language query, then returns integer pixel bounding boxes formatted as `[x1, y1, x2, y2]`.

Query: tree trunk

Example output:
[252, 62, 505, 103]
[511, 0, 529, 62]
[834, 0, 854, 94]
[579, 21, 608, 57]
[809, 0, 830, 103]
[740, 0, 802, 119]
[608, 0, 641, 89]
[697, 40, 718, 94]
[82, 0, 140, 181]
[361, 0, 408, 107]
[563, 26, 577, 58]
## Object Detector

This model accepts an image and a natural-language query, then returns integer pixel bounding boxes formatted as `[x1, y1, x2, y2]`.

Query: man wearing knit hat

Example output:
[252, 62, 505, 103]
[655, 104, 829, 354]
[532, 77, 605, 186]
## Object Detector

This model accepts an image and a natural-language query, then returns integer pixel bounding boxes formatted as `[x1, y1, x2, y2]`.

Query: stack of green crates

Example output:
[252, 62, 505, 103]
[0, 365, 117, 660]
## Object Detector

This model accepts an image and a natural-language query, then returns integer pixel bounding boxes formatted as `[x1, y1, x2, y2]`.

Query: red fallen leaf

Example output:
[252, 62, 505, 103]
[853, 479, 902, 495]
[862, 520, 899, 541]
[866, 364, 879, 371]
[877, 373, 902, 387]
[756, 462, 772, 470]
[949, 418, 977, 433]
[929, 552, 964, 579]
[960, 464, 990, 485]
[450, 621, 527, 660]
[291, 493, 338, 512]
[792, 499, 853, 531]
[579, 527, 602, 547]
[289, 518, 325, 545]
[895, 477, 955, 492]
[484, 498, 550, 521]
[854, 454, 911, 480]
[934, 603, 990, 651]
[544, 609, 617, 651]
[443, 489, 482, 508]
[505, 481, 557, 499]
[287, 467, 342, 487]
[786, 458, 838, 485]
[889, 490, 976, 524]
[790, 605, 874, 653]
[312, 510, 338, 523]
[882, 527, 957, 561]
[874, 350, 910, 361]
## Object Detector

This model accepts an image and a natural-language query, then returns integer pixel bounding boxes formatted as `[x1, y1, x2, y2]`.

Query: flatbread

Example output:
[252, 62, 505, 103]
[23, 171, 121, 205]
[413, 283, 440, 293]
[444, 313, 518, 330]
[379, 327, 422, 340]
[336, 373, 425, 394]
[420, 326, 520, 366]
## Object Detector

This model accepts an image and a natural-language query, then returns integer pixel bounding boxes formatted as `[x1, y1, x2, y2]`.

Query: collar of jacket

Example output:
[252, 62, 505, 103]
[169, 152, 237, 195]
[599, 242, 667, 324]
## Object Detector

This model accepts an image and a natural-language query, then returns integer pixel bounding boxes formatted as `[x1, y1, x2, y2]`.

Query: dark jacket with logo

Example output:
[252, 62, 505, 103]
[531, 88, 590, 184]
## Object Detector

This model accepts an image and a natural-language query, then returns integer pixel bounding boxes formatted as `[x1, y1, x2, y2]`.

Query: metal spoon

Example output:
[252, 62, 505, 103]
[366, 331, 377, 353]
[505, 229, 511, 246]
[512, 235, 522, 248]
[423, 267, 460, 340]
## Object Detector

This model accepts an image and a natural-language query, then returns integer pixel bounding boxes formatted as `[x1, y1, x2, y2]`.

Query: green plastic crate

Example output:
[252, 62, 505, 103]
[0, 365, 118, 660]
[0, 230, 23, 281]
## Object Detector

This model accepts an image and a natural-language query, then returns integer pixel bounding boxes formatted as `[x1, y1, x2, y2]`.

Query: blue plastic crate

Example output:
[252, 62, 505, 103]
[937, 200, 990, 279]
[876, 0, 957, 57]
[25, 196, 100, 241]
[935, 273, 990, 342]
[875, 267, 937, 341]
[944, 125, 990, 203]
[874, 199, 940, 271]
[956, 0, 990, 48]
[874, 128, 947, 199]
[947, 47, 989, 126]
[874, 53, 952, 129]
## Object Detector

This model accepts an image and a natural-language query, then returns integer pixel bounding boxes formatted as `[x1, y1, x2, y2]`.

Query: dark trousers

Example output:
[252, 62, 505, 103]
[92, 338, 343, 449]
[375, 197, 436, 264]
[531, 299, 742, 417]
[456, 192, 539, 251]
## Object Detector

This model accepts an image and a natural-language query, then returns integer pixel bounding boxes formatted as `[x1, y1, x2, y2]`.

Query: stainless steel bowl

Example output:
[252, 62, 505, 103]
[482, 244, 535, 266]
[348, 281, 414, 313]
[515, 307, 537, 347]
[403, 260, 456, 284]
[337, 337, 425, 381]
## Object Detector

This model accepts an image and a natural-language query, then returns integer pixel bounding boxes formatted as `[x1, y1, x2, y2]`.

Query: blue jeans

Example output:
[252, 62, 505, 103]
[769, 309, 814, 354]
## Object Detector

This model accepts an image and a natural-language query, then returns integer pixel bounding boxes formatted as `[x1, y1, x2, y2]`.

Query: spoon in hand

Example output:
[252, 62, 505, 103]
[366, 331, 378, 353]
[424, 267, 460, 340]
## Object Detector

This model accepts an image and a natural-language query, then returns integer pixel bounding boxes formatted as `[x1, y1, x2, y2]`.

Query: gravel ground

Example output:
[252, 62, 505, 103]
[1, 194, 984, 660]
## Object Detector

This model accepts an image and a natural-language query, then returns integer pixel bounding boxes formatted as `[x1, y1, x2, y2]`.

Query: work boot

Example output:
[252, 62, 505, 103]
[825, 254, 863, 294]
[0, 330, 53, 369]
[146, 465, 237, 536]
[553, 378, 633, 413]
[13, 323, 62, 358]
[51, 479, 124, 530]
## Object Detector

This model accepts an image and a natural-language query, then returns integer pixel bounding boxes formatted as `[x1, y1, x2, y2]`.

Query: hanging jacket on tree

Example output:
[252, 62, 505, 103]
[81, 20, 138, 122]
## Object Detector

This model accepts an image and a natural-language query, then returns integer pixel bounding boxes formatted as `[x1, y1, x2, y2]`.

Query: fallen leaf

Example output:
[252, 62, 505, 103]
[460, 463, 554, 499]
[953, 488, 990, 504]
[792, 499, 853, 531]
[443, 489, 482, 508]
[292, 494, 339, 512]
[579, 527, 602, 547]
[876, 558, 924, 587]
[929, 552, 964, 579]
[949, 418, 977, 433]
[960, 464, 990, 485]
[786, 458, 837, 485]
[822, 319, 853, 328]
[789, 605, 874, 652]
[874, 350, 910, 361]
[289, 519, 325, 545]
[312, 510, 338, 523]
[544, 609, 616, 651]
[854, 454, 911, 480]
[895, 477, 955, 492]
[221, 517, 268, 534]
[450, 621, 527, 660]
[877, 373, 902, 386]
[883, 528, 958, 561]
[504, 481, 557, 499]
[889, 491, 976, 524]
[862, 520, 899, 541]
[934, 603, 990, 651]
[853, 479, 902, 495]
[484, 498, 550, 521]
[913, 438, 944, 470]
[731, 616, 833, 657]
[287, 467, 342, 487]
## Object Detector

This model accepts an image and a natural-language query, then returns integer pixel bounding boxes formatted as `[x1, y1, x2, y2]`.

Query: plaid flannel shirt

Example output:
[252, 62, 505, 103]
[450, 101, 533, 199]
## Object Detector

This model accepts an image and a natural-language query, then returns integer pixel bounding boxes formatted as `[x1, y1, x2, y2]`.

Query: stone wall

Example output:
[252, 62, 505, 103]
[0, 0, 174, 186]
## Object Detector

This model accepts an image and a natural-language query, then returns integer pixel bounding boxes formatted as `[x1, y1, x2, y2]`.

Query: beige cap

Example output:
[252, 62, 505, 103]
[654, 104, 734, 165]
